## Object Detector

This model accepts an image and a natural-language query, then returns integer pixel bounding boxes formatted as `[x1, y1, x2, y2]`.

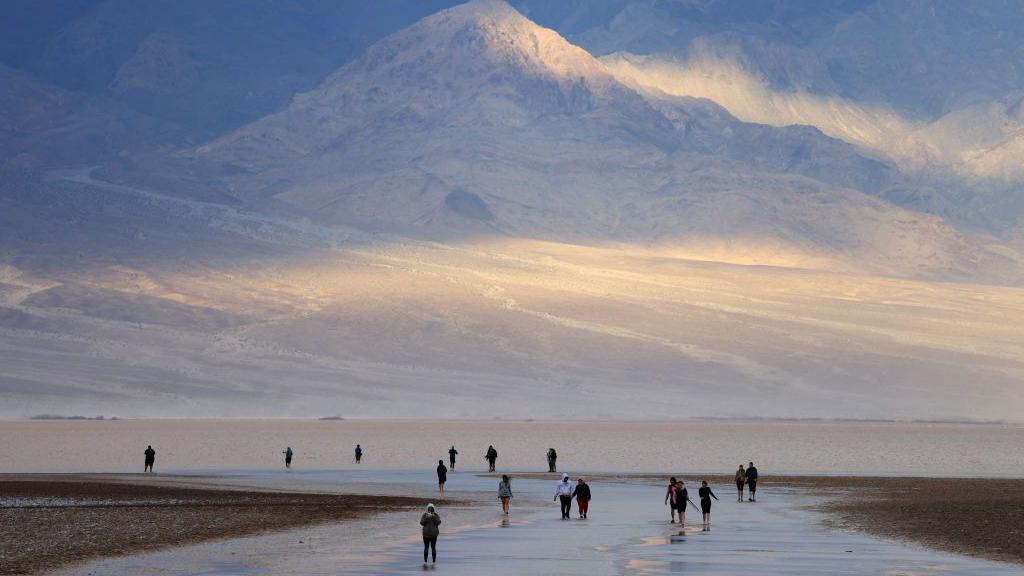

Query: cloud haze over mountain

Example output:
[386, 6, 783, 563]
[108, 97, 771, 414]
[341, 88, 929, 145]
[1, 0, 1023, 421]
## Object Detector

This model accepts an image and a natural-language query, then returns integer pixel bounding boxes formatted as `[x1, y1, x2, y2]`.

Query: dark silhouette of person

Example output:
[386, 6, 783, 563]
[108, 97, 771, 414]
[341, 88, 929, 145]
[144, 445, 155, 473]
[485, 445, 498, 472]
[355, 444, 363, 463]
[745, 462, 759, 502]
[448, 446, 458, 469]
[437, 460, 448, 494]
[547, 448, 558, 473]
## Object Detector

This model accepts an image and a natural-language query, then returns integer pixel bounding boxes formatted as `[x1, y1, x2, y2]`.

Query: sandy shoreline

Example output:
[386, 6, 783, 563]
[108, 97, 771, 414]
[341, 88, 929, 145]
[0, 475, 429, 575]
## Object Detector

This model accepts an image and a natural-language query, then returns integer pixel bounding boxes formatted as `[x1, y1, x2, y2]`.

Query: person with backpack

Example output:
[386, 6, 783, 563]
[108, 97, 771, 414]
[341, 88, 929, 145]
[572, 477, 591, 519]
[498, 474, 513, 514]
[553, 473, 574, 519]
[420, 504, 441, 564]
[436, 460, 448, 494]
[485, 445, 498, 472]
[143, 445, 156, 473]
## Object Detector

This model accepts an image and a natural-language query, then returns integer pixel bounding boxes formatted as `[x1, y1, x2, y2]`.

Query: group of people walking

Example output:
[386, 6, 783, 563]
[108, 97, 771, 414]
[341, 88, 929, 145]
[664, 477, 720, 530]
[553, 473, 591, 519]
[734, 462, 758, 502]
[139, 442, 759, 568]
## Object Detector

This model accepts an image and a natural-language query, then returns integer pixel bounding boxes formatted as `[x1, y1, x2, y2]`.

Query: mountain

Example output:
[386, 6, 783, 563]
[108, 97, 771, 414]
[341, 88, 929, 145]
[521, 0, 1024, 231]
[2, 1, 1024, 421]
[101, 0, 1011, 282]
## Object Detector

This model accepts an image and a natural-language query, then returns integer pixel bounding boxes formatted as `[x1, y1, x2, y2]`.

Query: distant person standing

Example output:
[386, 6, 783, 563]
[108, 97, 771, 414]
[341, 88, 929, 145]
[573, 477, 591, 519]
[745, 462, 759, 502]
[735, 464, 746, 502]
[354, 444, 363, 463]
[664, 476, 679, 523]
[698, 480, 719, 530]
[498, 474, 513, 514]
[485, 445, 498, 472]
[420, 504, 441, 564]
[547, 448, 558, 473]
[554, 473, 574, 519]
[448, 445, 458, 469]
[283, 447, 293, 469]
[436, 460, 448, 494]
[143, 445, 155, 473]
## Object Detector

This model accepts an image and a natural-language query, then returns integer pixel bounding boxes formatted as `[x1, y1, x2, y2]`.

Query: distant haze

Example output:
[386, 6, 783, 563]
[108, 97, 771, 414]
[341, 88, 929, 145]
[1, 0, 1022, 420]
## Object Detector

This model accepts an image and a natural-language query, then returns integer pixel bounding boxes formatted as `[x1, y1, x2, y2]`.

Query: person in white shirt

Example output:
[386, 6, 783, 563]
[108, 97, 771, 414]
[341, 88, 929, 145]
[553, 473, 574, 519]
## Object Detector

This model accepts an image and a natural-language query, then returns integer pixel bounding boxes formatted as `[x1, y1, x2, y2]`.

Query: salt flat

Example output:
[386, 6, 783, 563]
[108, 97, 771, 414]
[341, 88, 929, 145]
[45, 469, 1021, 576]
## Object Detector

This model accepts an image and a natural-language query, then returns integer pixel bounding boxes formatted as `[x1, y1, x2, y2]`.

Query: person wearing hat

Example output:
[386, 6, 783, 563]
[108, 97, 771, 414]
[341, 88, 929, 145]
[553, 473, 574, 519]
[420, 503, 441, 564]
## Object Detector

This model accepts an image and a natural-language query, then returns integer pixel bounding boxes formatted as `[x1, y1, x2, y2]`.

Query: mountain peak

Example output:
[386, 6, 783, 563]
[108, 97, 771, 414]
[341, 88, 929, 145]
[390, 0, 614, 86]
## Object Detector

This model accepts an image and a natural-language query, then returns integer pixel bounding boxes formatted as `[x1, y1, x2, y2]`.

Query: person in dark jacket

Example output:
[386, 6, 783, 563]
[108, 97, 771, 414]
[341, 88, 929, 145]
[420, 504, 441, 564]
[448, 446, 458, 469]
[436, 460, 448, 494]
[547, 448, 558, 473]
[144, 445, 155, 473]
[745, 462, 759, 502]
[572, 477, 592, 519]
[485, 445, 498, 472]
[283, 447, 293, 469]
[355, 444, 363, 463]
[698, 480, 719, 530]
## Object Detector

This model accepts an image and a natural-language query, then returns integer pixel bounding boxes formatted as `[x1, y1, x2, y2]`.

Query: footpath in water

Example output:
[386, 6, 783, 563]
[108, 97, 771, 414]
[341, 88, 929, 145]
[44, 468, 1022, 576]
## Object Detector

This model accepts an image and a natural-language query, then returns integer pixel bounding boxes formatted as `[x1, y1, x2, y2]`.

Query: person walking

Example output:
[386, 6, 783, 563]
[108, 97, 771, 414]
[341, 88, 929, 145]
[547, 448, 558, 473]
[745, 461, 759, 502]
[485, 445, 498, 472]
[674, 480, 697, 526]
[420, 503, 441, 564]
[498, 474, 513, 514]
[283, 447, 293, 469]
[735, 464, 746, 502]
[436, 460, 448, 495]
[664, 476, 679, 523]
[143, 445, 155, 473]
[448, 446, 458, 469]
[354, 444, 363, 463]
[573, 477, 591, 519]
[698, 480, 719, 530]
[554, 473, 574, 519]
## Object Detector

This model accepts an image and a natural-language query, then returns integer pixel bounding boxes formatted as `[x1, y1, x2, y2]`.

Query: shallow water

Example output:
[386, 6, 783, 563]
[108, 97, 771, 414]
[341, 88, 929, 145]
[50, 469, 1020, 576]
[2, 419, 1023, 476]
